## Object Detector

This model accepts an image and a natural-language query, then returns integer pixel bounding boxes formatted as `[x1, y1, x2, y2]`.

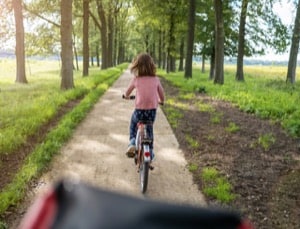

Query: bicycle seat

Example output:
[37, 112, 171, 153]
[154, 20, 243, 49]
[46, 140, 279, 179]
[141, 138, 152, 144]
[138, 120, 153, 125]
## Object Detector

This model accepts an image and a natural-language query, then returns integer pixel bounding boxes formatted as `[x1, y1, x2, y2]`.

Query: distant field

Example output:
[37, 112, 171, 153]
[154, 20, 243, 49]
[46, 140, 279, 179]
[0, 59, 61, 84]
[225, 64, 292, 80]
[0, 59, 125, 156]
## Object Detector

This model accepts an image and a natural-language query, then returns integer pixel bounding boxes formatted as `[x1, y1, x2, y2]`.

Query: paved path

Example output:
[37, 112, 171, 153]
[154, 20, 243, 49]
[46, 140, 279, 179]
[29, 69, 205, 207]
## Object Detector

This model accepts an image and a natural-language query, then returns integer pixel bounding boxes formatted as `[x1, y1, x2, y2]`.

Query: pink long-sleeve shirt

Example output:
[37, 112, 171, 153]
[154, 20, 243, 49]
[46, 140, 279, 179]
[125, 76, 165, 110]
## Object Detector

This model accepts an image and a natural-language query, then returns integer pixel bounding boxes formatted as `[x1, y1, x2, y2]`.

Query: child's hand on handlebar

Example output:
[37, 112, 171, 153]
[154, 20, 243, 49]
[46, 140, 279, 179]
[122, 94, 135, 100]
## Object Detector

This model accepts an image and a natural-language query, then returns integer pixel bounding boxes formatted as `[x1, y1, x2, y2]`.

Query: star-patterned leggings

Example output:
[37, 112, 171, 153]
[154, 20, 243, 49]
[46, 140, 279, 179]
[129, 109, 157, 150]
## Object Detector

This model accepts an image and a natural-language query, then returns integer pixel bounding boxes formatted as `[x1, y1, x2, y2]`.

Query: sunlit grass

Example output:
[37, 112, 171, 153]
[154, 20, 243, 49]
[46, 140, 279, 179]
[163, 104, 183, 129]
[159, 64, 299, 204]
[0, 59, 128, 217]
[159, 64, 300, 137]
[0, 59, 61, 83]
[0, 60, 127, 155]
[201, 167, 235, 203]
[179, 92, 195, 100]
[196, 100, 215, 113]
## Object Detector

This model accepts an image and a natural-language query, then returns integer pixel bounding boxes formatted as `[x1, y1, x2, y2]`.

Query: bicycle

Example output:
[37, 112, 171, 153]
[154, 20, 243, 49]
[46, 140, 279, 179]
[122, 94, 154, 194]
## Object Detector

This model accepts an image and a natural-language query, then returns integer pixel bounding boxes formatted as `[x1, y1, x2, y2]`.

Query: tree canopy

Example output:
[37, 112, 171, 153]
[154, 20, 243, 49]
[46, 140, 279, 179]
[0, 0, 297, 85]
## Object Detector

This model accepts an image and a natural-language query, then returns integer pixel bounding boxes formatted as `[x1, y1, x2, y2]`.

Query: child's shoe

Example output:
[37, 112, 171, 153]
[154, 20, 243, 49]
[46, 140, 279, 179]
[126, 138, 136, 158]
[150, 150, 155, 161]
[126, 145, 135, 158]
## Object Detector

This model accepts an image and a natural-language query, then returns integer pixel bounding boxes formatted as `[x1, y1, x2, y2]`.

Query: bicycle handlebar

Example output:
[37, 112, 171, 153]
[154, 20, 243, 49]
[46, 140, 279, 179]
[122, 94, 135, 100]
[122, 94, 163, 105]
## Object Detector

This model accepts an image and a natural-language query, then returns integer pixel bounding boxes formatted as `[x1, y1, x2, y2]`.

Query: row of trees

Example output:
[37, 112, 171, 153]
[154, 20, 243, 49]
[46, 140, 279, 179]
[0, 0, 299, 90]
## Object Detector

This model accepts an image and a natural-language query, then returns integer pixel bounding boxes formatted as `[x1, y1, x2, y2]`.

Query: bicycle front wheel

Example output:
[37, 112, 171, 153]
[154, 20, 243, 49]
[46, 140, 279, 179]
[140, 161, 149, 193]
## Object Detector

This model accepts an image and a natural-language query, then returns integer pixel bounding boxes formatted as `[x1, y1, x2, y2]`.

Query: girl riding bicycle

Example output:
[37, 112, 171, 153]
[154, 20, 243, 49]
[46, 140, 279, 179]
[123, 53, 165, 160]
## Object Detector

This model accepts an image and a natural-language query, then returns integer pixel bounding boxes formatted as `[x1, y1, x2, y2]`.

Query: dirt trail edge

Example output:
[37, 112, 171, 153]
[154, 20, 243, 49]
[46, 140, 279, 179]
[16, 70, 206, 224]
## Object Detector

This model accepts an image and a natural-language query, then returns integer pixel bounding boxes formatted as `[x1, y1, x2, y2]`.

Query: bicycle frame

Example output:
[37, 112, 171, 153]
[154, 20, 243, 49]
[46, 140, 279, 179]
[122, 95, 154, 193]
[135, 122, 152, 166]
[135, 121, 153, 193]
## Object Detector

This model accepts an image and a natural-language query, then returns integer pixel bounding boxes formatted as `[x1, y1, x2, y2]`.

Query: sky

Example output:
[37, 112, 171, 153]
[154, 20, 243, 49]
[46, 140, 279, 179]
[273, 0, 295, 25]
[261, 0, 296, 61]
[1, 1, 297, 61]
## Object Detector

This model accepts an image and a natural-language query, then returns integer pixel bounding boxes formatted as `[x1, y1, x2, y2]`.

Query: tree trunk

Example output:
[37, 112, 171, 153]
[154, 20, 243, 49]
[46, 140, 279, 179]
[91, 56, 94, 66]
[107, 3, 114, 67]
[184, 0, 196, 78]
[167, 9, 176, 73]
[201, 53, 205, 73]
[60, 0, 74, 90]
[73, 33, 79, 71]
[178, 37, 184, 71]
[158, 30, 162, 68]
[114, 14, 118, 66]
[83, 0, 89, 76]
[236, 0, 248, 82]
[96, 44, 100, 67]
[213, 0, 224, 85]
[287, 0, 300, 84]
[209, 48, 215, 80]
[97, 0, 108, 69]
[145, 34, 150, 53]
[13, 0, 27, 84]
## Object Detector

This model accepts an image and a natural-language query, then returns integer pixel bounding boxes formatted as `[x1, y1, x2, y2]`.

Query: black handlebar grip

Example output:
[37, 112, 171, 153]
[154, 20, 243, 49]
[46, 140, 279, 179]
[122, 94, 135, 100]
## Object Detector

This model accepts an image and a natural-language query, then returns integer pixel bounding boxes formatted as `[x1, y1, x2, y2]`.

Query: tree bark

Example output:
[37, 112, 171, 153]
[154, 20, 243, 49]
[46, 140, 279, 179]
[107, 2, 114, 67]
[287, 0, 300, 84]
[158, 30, 162, 68]
[178, 37, 184, 71]
[83, 0, 89, 76]
[236, 0, 248, 82]
[13, 0, 27, 84]
[96, 44, 100, 67]
[167, 8, 176, 73]
[60, 0, 74, 90]
[209, 47, 215, 80]
[213, 0, 224, 85]
[73, 32, 79, 70]
[201, 53, 205, 73]
[96, 0, 108, 69]
[184, 0, 196, 78]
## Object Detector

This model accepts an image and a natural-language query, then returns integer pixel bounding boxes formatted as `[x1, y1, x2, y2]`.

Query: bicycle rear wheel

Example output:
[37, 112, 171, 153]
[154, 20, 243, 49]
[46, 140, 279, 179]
[140, 161, 149, 193]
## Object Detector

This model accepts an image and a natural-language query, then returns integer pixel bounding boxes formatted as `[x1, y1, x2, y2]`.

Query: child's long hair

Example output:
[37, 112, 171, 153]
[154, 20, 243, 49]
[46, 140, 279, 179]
[130, 53, 156, 77]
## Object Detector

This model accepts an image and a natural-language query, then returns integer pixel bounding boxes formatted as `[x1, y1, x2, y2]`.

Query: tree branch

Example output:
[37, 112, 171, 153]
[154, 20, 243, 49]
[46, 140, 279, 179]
[89, 9, 101, 30]
[23, 3, 60, 28]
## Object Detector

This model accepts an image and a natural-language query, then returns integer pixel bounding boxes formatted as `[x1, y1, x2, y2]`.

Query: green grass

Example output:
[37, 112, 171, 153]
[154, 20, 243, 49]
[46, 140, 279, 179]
[201, 167, 235, 203]
[0, 61, 127, 156]
[159, 65, 300, 137]
[225, 122, 240, 133]
[159, 64, 299, 204]
[196, 100, 215, 112]
[0, 60, 128, 218]
[210, 112, 222, 124]
[185, 134, 200, 149]
[163, 99, 184, 128]
[188, 163, 198, 172]
[258, 133, 276, 151]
